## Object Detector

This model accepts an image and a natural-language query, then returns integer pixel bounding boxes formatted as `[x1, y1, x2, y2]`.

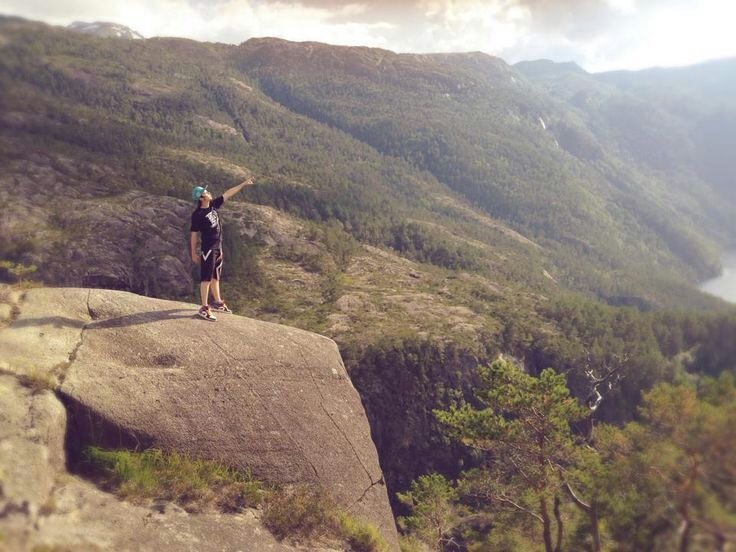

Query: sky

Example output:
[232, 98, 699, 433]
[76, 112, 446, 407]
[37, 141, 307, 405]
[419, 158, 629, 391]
[1, 0, 735, 72]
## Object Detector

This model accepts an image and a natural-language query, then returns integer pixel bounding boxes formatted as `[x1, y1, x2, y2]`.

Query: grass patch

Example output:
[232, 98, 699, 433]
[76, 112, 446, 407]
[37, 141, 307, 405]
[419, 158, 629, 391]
[337, 510, 387, 552]
[398, 536, 427, 552]
[262, 484, 386, 551]
[83, 447, 386, 550]
[18, 368, 57, 394]
[83, 446, 263, 512]
[262, 484, 336, 541]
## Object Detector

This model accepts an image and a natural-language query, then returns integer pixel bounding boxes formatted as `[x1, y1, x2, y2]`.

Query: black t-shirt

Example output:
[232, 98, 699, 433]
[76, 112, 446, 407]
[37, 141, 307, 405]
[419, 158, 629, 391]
[190, 195, 224, 251]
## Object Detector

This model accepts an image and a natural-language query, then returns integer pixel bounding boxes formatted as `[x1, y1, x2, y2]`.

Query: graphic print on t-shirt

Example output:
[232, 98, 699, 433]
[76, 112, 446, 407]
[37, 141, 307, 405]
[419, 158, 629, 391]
[191, 195, 225, 251]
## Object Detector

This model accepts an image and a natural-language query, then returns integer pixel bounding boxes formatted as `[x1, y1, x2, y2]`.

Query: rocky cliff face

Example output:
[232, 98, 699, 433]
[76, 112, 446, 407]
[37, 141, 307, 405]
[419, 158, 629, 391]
[0, 287, 398, 550]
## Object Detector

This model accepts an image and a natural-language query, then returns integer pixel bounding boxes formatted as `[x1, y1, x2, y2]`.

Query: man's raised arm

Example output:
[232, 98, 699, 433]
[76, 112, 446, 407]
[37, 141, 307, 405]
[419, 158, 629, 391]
[222, 176, 255, 202]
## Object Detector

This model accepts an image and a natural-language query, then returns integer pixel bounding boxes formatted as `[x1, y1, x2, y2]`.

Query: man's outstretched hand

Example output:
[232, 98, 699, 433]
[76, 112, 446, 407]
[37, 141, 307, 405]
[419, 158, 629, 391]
[223, 176, 256, 201]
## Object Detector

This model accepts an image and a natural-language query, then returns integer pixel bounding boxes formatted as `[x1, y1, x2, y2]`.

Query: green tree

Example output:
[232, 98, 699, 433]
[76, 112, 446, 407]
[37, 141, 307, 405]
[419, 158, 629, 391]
[601, 375, 736, 551]
[435, 359, 591, 552]
[397, 474, 463, 552]
[0, 260, 37, 283]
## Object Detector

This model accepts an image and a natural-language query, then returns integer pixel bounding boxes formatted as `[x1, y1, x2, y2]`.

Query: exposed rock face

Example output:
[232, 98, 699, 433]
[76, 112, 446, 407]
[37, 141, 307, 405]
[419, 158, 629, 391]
[67, 21, 145, 40]
[0, 287, 398, 549]
[0, 374, 66, 521]
[1, 155, 195, 297]
[0, 147, 307, 299]
[44, 192, 193, 297]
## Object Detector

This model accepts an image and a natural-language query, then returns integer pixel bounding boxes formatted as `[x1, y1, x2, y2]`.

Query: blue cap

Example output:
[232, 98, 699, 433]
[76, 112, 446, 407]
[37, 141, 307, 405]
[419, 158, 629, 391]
[191, 185, 208, 201]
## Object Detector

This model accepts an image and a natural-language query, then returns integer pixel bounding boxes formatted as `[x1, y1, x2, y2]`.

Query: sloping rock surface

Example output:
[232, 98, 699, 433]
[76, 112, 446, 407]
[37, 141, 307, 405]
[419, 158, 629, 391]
[0, 287, 398, 549]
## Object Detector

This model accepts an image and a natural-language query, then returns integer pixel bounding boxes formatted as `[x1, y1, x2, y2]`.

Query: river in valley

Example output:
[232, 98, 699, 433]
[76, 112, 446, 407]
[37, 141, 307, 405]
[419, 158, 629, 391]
[699, 250, 736, 304]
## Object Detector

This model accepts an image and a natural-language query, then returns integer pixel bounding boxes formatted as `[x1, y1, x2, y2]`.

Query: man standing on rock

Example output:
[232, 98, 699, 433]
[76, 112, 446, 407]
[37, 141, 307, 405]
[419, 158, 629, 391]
[190, 177, 255, 321]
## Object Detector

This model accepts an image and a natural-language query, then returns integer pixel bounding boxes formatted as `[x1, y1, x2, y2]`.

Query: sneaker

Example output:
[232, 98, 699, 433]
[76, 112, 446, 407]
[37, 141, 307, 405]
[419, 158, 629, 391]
[210, 300, 232, 313]
[197, 305, 217, 321]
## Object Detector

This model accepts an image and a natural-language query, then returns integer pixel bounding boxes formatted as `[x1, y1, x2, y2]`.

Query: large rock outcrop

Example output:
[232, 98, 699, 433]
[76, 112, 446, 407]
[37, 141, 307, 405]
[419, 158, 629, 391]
[0, 373, 331, 552]
[0, 287, 398, 550]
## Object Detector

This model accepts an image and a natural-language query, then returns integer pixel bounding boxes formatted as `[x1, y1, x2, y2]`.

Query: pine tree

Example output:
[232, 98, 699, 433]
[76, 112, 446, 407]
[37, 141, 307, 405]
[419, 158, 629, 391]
[435, 359, 591, 552]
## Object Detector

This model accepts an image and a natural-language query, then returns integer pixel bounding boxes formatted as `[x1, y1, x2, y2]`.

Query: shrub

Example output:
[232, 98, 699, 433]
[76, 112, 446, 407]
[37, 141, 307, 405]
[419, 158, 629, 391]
[337, 511, 387, 552]
[262, 484, 386, 551]
[399, 536, 428, 552]
[0, 260, 37, 283]
[262, 484, 336, 541]
[397, 473, 460, 552]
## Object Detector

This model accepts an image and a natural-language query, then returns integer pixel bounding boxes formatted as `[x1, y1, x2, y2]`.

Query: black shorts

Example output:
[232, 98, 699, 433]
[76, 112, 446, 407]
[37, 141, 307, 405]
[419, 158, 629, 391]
[200, 249, 223, 282]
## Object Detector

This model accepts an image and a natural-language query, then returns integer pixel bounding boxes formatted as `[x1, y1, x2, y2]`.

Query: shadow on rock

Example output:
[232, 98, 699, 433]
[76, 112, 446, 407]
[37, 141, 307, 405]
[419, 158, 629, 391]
[10, 309, 197, 330]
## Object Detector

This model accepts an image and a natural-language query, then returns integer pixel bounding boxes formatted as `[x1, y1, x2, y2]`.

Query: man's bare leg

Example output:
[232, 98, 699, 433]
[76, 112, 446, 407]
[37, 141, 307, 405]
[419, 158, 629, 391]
[199, 280, 211, 307]
[211, 279, 223, 303]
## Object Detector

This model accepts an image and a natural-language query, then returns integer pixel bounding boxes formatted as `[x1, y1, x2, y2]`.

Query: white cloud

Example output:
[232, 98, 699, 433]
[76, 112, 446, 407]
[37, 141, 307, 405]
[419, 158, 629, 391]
[606, 0, 636, 14]
[0, 0, 734, 71]
[0, 0, 395, 45]
[391, 1, 526, 54]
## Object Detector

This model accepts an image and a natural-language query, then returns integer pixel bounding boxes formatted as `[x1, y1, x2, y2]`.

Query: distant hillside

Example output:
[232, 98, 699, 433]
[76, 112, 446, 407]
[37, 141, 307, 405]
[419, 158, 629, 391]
[2, 17, 734, 307]
[517, 57, 736, 209]
[234, 39, 735, 295]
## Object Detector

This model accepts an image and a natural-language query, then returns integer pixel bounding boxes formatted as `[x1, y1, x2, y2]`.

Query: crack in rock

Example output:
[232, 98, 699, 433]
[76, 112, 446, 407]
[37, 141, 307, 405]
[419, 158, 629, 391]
[349, 475, 387, 511]
[295, 345, 378, 488]
[56, 289, 92, 385]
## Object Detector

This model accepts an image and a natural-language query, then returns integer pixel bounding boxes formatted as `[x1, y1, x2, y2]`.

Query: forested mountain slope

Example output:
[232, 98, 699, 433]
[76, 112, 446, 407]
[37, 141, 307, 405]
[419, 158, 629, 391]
[235, 38, 736, 303]
[518, 57, 736, 218]
[3, 17, 735, 307]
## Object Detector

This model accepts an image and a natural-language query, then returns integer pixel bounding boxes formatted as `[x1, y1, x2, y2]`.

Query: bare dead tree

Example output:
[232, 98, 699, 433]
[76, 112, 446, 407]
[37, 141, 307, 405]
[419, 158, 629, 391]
[551, 351, 629, 552]
[581, 351, 627, 442]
